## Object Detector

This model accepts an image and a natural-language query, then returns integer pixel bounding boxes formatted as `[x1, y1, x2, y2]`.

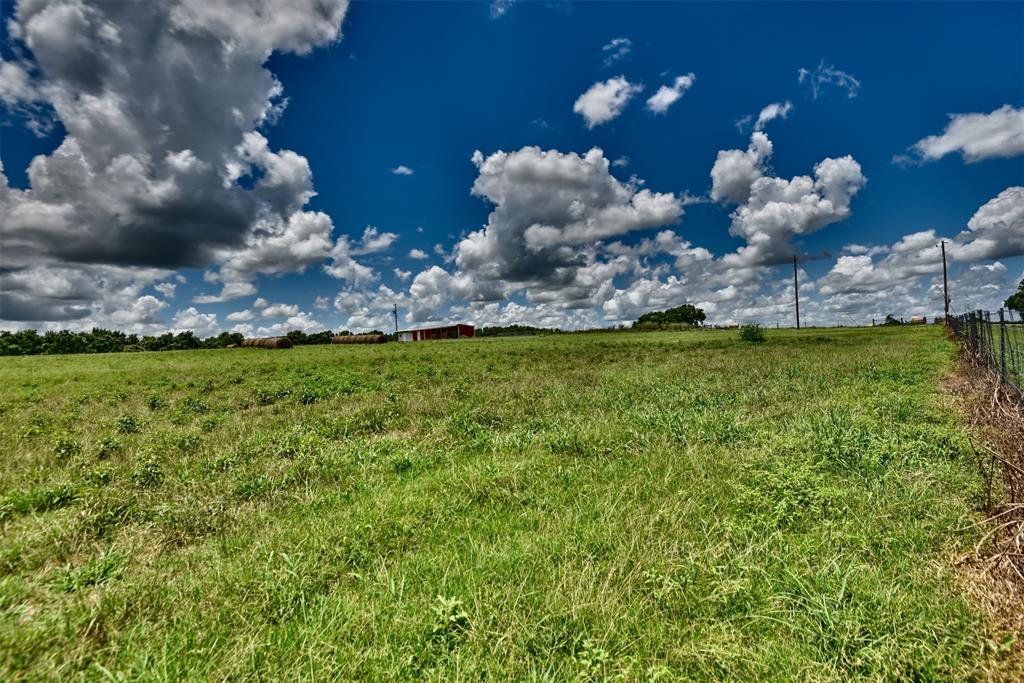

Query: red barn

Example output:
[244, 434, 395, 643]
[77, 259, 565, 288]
[397, 324, 475, 342]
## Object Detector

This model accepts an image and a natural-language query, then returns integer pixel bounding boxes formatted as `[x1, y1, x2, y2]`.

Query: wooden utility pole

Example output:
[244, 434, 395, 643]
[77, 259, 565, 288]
[940, 240, 950, 321]
[792, 254, 801, 330]
[392, 303, 399, 334]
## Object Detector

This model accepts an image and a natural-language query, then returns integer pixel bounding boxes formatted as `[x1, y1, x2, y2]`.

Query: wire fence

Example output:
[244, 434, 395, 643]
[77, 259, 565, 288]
[949, 309, 1024, 401]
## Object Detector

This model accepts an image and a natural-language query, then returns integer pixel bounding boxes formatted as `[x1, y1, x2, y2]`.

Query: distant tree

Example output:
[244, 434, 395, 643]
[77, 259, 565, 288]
[633, 304, 706, 329]
[285, 329, 308, 345]
[1006, 279, 1024, 315]
[478, 324, 561, 337]
[42, 330, 89, 355]
[203, 331, 244, 349]
[883, 314, 902, 326]
[311, 330, 335, 344]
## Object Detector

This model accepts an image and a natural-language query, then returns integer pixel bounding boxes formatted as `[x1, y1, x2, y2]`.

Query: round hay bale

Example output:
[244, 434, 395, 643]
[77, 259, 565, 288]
[242, 337, 294, 349]
[331, 334, 388, 344]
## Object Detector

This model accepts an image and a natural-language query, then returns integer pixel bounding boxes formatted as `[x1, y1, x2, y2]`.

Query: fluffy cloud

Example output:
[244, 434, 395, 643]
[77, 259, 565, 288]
[0, 260, 170, 329]
[333, 285, 405, 331]
[602, 38, 631, 68]
[0, 0, 348, 328]
[490, 0, 515, 19]
[153, 282, 176, 299]
[817, 230, 942, 297]
[798, 61, 860, 99]
[193, 281, 258, 304]
[391, 165, 414, 175]
[710, 132, 773, 204]
[646, 73, 695, 115]
[899, 106, 1024, 164]
[256, 311, 326, 335]
[323, 236, 377, 284]
[456, 300, 605, 331]
[753, 101, 792, 131]
[573, 77, 643, 128]
[408, 266, 455, 321]
[408, 248, 429, 259]
[450, 146, 683, 304]
[261, 302, 301, 318]
[352, 225, 399, 254]
[172, 307, 219, 337]
[945, 261, 1014, 313]
[712, 133, 866, 266]
[950, 187, 1024, 261]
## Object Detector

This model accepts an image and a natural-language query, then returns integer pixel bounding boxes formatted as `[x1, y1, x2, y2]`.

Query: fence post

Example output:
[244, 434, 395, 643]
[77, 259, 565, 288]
[999, 308, 1007, 384]
[983, 311, 991, 368]
[980, 310, 987, 362]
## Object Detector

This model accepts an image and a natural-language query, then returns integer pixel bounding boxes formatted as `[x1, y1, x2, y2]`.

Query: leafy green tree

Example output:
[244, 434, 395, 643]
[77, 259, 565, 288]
[202, 332, 244, 349]
[633, 304, 706, 329]
[1006, 279, 1024, 315]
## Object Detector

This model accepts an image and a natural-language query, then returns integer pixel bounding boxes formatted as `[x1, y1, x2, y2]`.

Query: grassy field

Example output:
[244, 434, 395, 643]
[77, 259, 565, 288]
[0, 326, 1014, 680]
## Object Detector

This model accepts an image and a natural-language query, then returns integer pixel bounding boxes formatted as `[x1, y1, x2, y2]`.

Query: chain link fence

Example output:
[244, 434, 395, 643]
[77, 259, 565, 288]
[949, 309, 1024, 400]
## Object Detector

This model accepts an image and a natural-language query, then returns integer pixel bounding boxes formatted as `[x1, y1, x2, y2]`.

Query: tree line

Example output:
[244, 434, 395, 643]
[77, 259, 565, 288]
[0, 328, 383, 356]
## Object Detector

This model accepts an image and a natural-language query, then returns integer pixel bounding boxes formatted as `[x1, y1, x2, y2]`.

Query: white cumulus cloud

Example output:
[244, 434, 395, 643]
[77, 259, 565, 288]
[900, 105, 1024, 164]
[646, 73, 695, 115]
[573, 76, 643, 128]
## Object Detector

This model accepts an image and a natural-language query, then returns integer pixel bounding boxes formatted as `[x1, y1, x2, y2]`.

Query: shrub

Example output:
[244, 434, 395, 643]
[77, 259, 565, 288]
[739, 324, 766, 344]
[179, 396, 209, 414]
[132, 457, 164, 488]
[95, 436, 123, 460]
[115, 414, 142, 434]
[147, 394, 167, 411]
[53, 436, 82, 460]
[86, 466, 113, 486]
[430, 595, 470, 641]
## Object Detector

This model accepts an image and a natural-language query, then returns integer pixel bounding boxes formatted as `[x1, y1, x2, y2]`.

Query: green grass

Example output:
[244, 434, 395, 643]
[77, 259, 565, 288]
[0, 326, 1012, 680]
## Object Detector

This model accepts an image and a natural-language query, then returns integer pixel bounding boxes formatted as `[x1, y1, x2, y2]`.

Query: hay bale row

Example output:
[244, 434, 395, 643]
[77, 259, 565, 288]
[242, 337, 294, 349]
[332, 334, 388, 344]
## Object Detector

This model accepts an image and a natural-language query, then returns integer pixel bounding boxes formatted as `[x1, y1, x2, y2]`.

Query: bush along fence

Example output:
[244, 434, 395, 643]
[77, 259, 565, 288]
[949, 308, 1024, 401]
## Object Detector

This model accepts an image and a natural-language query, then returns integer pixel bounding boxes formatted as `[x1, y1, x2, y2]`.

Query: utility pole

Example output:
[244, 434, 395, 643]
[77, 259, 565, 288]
[940, 240, 950, 321]
[792, 254, 801, 330]
[392, 303, 398, 334]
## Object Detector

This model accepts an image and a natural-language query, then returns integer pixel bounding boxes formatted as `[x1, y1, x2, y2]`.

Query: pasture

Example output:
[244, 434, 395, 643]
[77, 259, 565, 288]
[0, 326, 1015, 680]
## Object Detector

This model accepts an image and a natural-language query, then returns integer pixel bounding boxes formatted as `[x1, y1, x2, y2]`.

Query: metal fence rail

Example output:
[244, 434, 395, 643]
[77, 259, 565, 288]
[949, 309, 1024, 400]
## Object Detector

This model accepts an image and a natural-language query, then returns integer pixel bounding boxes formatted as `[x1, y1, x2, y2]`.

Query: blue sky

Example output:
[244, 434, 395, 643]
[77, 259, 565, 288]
[1, 1, 1022, 334]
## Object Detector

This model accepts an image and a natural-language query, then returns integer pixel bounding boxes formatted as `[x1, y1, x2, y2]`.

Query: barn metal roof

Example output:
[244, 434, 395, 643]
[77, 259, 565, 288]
[396, 323, 474, 333]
